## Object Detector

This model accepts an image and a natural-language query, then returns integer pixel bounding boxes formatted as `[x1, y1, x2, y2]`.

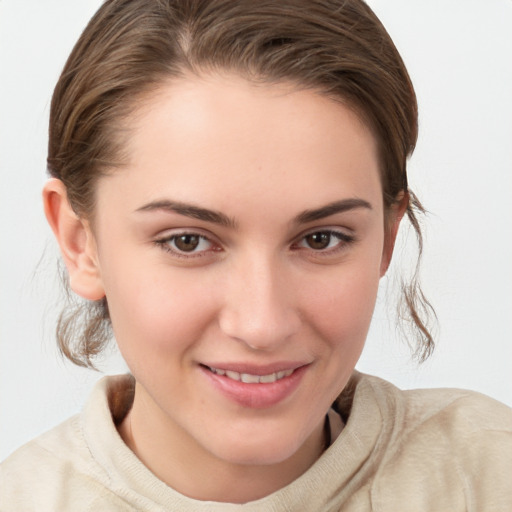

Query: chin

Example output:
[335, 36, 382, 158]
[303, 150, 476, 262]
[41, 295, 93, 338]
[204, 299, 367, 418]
[204, 424, 311, 467]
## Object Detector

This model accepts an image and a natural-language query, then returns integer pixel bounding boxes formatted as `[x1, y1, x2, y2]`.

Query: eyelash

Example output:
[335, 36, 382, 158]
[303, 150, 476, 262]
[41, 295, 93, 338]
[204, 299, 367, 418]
[292, 229, 356, 255]
[154, 228, 355, 259]
[154, 232, 218, 259]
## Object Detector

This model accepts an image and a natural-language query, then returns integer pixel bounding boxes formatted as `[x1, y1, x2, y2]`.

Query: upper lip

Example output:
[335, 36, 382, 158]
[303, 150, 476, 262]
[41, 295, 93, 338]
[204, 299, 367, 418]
[200, 361, 309, 375]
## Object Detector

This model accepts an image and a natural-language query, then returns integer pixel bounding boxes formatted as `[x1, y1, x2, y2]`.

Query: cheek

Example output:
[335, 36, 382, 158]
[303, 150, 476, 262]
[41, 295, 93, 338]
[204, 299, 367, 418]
[101, 257, 218, 365]
[302, 258, 382, 352]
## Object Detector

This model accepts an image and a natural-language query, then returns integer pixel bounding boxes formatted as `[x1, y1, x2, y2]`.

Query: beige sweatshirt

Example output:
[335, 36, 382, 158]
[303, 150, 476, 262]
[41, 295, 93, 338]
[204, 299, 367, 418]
[1, 372, 511, 511]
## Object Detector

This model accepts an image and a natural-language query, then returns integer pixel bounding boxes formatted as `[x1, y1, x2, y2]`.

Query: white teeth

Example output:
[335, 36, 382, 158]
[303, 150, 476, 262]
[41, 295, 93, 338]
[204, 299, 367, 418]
[209, 367, 294, 383]
[259, 373, 277, 383]
[240, 373, 260, 383]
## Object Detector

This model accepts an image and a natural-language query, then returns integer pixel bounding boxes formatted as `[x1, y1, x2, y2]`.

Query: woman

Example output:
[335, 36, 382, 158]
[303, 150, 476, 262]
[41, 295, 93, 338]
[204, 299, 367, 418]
[1, 1, 511, 510]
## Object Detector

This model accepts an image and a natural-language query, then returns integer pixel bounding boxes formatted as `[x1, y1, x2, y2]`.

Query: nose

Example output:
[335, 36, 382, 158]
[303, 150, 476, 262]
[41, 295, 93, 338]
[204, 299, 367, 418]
[218, 254, 301, 351]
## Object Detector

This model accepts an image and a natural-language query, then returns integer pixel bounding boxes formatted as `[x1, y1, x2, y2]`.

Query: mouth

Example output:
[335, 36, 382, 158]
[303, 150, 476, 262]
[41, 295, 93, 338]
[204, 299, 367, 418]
[199, 362, 309, 408]
[205, 366, 295, 384]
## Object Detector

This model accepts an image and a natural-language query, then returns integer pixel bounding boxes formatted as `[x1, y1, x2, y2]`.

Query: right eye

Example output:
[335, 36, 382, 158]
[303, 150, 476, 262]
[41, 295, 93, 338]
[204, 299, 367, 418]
[155, 232, 217, 257]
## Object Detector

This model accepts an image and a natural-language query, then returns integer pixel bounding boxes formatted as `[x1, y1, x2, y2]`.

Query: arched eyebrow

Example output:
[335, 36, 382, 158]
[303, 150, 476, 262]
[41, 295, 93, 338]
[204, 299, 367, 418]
[135, 197, 371, 228]
[294, 198, 372, 224]
[135, 200, 237, 228]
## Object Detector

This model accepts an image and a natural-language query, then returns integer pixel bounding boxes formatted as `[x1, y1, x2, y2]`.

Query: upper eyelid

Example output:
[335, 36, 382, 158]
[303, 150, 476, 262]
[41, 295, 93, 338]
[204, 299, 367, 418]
[292, 226, 354, 242]
[154, 227, 217, 242]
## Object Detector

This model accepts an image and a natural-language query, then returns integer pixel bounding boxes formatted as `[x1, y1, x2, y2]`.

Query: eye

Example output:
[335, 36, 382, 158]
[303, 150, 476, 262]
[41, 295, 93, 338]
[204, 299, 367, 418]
[173, 234, 208, 252]
[155, 232, 217, 257]
[296, 230, 354, 252]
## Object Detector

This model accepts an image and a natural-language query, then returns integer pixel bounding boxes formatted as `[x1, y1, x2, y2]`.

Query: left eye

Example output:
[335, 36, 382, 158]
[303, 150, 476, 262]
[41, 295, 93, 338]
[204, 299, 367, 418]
[159, 233, 213, 254]
[298, 230, 351, 251]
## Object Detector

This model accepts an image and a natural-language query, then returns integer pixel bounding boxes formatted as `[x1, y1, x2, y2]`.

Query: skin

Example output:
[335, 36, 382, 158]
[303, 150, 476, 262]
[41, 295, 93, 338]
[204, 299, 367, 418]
[44, 74, 406, 503]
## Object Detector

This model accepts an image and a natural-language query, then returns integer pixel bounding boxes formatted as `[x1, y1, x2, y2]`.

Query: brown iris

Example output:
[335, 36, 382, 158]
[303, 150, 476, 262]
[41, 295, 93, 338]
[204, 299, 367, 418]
[174, 234, 201, 252]
[305, 232, 331, 250]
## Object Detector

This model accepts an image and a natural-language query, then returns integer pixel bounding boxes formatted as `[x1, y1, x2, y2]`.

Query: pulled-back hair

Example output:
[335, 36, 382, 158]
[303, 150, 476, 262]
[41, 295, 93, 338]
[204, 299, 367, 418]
[48, 0, 435, 368]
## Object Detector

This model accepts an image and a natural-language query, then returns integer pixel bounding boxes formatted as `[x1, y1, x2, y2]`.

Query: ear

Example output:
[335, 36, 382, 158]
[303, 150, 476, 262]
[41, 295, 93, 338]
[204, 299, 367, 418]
[380, 191, 408, 276]
[43, 178, 105, 300]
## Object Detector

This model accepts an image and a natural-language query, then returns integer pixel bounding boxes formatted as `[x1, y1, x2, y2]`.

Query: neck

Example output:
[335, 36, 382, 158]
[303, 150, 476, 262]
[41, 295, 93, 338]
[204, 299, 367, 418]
[118, 384, 327, 503]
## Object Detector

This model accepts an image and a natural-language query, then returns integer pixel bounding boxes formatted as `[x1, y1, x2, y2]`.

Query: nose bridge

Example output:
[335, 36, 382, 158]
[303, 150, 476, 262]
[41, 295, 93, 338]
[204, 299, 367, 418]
[219, 249, 300, 350]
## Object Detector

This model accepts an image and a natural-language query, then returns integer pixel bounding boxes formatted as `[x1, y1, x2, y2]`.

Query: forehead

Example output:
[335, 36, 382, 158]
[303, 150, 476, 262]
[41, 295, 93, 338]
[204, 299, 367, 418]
[98, 74, 383, 218]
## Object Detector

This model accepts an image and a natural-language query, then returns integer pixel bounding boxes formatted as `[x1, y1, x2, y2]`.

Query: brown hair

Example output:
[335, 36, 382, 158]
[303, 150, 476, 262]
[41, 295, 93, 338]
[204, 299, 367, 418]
[48, 0, 435, 368]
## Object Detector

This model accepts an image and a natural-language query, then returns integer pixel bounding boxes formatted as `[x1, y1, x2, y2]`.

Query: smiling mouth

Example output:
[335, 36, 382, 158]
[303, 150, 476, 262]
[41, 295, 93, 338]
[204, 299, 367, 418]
[205, 366, 295, 384]
[201, 363, 308, 408]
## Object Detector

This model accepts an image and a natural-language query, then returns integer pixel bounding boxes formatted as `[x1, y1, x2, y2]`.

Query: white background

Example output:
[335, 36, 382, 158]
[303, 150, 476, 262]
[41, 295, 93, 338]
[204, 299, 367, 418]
[1, 1, 511, 461]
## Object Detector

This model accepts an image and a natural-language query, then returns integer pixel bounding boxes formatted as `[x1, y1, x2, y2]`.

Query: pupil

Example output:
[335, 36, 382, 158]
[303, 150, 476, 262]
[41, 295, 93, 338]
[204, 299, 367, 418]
[175, 234, 200, 252]
[307, 232, 330, 250]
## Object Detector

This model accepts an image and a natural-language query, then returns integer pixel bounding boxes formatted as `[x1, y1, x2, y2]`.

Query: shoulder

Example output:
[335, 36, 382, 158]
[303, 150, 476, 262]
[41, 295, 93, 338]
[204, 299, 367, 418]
[0, 376, 137, 512]
[366, 373, 512, 433]
[356, 371, 512, 434]
[356, 373, 512, 510]
[395, 382, 512, 481]
[404, 384, 512, 436]
[1, 416, 101, 511]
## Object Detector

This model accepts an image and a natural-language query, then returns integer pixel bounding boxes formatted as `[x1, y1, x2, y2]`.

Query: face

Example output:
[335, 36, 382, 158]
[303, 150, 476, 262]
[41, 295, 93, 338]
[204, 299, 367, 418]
[85, 75, 396, 468]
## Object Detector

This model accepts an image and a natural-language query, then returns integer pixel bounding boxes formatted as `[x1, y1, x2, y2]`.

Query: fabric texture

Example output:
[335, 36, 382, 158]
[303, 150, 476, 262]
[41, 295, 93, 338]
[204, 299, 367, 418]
[1, 372, 511, 511]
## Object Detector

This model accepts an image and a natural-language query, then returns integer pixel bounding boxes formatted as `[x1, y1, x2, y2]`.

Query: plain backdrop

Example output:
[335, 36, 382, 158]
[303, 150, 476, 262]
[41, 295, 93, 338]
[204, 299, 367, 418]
[1, 0, 511, 461]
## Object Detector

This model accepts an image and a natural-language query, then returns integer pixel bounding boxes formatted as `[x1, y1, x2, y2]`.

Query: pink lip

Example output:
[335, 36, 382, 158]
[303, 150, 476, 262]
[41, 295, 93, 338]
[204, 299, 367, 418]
[199, 362, 309, 409]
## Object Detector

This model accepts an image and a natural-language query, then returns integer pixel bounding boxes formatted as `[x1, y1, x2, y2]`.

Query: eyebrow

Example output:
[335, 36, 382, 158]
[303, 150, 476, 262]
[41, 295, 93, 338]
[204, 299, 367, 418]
[294, 198, 372, 224]
[135, 197, 372, 228]
[135, 200, 237, 228]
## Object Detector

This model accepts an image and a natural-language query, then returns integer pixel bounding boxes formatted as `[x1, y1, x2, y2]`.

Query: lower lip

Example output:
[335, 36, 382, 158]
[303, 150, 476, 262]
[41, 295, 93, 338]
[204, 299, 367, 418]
[200, 365, 308, 409]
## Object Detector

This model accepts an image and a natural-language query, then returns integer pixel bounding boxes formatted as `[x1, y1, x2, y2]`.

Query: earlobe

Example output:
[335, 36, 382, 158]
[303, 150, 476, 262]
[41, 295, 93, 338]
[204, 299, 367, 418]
[380, 191, 409, 276]
[43, 178, 105, 300]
